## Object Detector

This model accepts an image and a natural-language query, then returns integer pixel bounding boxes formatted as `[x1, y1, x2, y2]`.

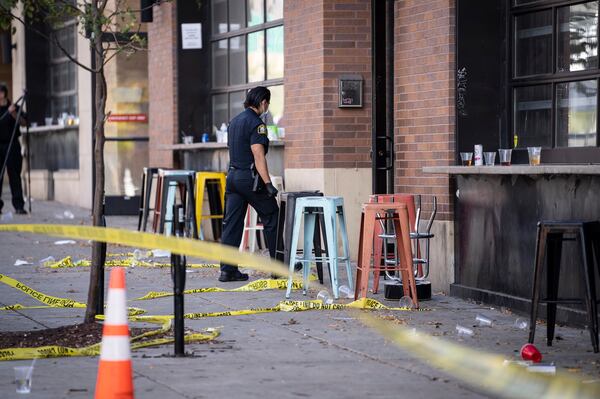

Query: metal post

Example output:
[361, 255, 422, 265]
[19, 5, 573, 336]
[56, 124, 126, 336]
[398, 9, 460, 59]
[95, 210, 107, 315]
[171, 204, 186, 357]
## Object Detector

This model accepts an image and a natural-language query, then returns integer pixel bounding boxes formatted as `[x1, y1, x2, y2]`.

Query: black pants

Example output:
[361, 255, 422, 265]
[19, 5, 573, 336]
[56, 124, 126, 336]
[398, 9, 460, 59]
[220, 168, 279, 273]
[0, 142, 24, 212]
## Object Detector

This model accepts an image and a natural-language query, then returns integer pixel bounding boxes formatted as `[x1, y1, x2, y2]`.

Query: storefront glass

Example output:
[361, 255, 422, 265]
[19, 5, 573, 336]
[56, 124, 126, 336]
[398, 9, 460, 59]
[557, 2, 598, 72]
[556, 79, 598, 147]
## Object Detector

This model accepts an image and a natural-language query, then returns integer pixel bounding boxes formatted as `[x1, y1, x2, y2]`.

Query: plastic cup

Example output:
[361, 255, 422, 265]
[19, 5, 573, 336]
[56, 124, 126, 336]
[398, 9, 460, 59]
[498, 149, 512, 166]
[338, 285, 354, 299]
[527, 147, 541, 166]
[520, 343, 542, 363]
[317, 290, 333, 305]
[14, 366, 33, 394]
[459, 152, 473, 166]
[475, 314, 493, 327]
[514, 318, 529, 330]
[484, 152, 496, 166]
[456, 324, 474, 337]
[398, 296, 414, 309]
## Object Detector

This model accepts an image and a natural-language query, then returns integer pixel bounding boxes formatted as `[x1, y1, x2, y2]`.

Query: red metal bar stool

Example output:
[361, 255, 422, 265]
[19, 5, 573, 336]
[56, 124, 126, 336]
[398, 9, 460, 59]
[355, 202, 418, 308]
[369, 194, 417, 294]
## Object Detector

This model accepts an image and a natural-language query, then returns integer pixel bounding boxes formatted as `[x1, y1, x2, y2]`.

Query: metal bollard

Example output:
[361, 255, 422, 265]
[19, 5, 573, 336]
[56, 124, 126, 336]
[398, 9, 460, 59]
[96, 212, 107, 316]
[171, 204, 187, 357]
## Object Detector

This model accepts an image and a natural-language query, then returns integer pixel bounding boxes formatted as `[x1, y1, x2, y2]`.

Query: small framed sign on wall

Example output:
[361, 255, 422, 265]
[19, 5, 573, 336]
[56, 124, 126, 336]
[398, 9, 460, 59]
[338, 74, 363, 108]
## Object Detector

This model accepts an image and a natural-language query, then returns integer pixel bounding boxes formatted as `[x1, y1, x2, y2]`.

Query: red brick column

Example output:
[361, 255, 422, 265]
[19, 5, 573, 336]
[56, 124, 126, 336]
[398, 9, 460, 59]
[148, 1, 178, 168]
[284, 0, 326, 169]
[395, 0, 456, 221]
[284, 0, 371, 170]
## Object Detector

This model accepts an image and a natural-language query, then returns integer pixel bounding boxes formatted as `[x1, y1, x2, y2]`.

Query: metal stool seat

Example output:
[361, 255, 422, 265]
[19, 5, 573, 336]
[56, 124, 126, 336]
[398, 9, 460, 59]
[285, 196, 352, 299]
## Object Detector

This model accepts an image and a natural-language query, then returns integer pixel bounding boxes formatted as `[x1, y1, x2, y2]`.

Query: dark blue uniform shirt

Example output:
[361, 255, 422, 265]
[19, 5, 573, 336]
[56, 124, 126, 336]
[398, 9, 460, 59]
[227, 108, 269, 169]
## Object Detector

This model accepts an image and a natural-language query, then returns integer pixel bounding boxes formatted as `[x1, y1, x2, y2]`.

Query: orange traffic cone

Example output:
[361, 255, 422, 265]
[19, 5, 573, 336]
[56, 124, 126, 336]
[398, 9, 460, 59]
[95, 267, 134, 399]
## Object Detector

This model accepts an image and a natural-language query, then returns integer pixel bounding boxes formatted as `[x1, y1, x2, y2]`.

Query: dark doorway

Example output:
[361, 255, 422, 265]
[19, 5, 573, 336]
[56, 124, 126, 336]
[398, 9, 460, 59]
[371, 0, 394, 194]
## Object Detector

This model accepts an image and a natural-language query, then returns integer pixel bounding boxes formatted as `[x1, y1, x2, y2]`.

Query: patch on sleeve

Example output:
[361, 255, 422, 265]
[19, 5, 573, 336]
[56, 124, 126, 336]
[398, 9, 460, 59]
[257, 124, 267, 135]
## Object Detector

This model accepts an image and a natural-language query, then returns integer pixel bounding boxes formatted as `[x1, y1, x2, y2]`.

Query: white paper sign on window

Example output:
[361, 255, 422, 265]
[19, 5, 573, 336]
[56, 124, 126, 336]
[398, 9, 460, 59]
[181, 23, 202, 49]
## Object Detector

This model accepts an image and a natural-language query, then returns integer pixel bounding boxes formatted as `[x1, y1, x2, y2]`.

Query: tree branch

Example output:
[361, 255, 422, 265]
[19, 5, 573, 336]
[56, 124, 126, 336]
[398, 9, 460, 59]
[0, 6, 100, 74]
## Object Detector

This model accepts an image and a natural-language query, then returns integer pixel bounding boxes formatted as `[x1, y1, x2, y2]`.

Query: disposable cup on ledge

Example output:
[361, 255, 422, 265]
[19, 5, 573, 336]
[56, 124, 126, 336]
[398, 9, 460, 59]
[456, 325, 474, 337]
[14, 366, 33, 394]
[475, 314, 493, 327]
[338, 285, 354, 299]
[317, 290, 333, 305]
[498, 149, 512, 166]
[459, 152, 473, 166]
[484, 152, 496, 166]
[513, 318, 529, 330]
[399, 296, 415, 309]
[527, 146, 541, 166]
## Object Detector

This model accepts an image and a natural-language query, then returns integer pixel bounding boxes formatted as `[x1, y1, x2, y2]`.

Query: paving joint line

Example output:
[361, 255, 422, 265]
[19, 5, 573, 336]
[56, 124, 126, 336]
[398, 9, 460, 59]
[0, 301, 52, 329]
[133, 370, 197, 399]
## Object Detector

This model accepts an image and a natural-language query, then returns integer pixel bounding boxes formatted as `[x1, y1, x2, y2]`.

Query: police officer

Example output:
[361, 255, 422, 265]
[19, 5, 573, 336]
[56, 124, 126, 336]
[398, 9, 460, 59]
[219, 86, 279, 282]
[0, 85, 27, 215]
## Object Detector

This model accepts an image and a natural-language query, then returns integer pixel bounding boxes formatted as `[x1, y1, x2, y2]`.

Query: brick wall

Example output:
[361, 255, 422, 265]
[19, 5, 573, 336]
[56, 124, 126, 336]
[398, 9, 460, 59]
[284, 0, 371, 170]
[395, 0, 456, 220]
[323, 0, 371, 169]
[284, 0, 326, 169]
[148, 1, 178, 168]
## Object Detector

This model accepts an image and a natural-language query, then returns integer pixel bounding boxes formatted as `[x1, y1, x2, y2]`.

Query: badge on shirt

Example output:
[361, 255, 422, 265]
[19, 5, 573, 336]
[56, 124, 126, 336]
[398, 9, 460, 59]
[257, 124, 267, 135]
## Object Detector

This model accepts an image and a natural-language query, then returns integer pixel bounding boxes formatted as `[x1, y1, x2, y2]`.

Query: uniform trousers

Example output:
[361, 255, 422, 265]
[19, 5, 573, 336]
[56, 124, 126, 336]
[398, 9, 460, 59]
[0, 141, 24, 212]
[220, 168, 279, 272]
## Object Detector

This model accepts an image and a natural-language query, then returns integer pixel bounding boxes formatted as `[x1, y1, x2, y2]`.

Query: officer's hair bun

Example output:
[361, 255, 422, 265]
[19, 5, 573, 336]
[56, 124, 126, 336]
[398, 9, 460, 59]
[244, 86, 271, 109]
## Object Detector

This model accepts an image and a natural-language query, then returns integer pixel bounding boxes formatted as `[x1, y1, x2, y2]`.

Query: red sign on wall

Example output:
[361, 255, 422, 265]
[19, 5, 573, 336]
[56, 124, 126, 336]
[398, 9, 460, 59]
[107, 114, 148, 123]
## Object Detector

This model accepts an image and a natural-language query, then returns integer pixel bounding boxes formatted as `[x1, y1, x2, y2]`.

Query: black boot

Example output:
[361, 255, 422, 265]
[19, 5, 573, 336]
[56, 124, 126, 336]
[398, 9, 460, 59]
[218, 270, 249, 282]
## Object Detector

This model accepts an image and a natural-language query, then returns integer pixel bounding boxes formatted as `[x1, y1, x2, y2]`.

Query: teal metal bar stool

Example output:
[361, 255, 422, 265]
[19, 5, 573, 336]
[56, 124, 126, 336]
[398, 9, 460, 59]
[285, 196, 352, 299]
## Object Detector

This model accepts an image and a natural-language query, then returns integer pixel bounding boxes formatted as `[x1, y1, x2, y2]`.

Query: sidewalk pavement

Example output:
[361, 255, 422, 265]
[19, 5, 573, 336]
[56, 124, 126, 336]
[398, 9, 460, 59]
[0, 200, 599, 398]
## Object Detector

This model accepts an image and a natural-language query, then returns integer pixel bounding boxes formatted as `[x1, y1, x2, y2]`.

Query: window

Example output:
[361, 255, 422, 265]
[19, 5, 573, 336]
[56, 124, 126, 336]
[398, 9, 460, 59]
[512, 1, 599, 149]
[49, 21, 78, 118]
[210, 0, 284, 131]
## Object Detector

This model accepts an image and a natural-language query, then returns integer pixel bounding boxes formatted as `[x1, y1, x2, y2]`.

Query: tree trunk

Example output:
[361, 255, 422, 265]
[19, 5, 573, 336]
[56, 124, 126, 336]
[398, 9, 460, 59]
[85, 37, 107, 323]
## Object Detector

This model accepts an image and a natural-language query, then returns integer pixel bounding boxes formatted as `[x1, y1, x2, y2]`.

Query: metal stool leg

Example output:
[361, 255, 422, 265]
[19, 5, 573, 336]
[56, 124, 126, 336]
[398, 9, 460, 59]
[286, 203, 304, 298]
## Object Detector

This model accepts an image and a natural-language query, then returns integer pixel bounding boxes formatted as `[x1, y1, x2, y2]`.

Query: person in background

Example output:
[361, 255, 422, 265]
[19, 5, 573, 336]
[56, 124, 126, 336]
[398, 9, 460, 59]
[0, 84, 27, 215]
[219, 86, 279, 282]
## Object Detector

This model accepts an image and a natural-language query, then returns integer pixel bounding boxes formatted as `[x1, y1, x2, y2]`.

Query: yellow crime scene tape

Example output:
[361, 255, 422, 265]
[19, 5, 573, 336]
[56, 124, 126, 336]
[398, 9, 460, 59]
[357, 313, 600, 399]
[0, 224, 290, 278]
[116, 298, 417, 325]
[0, 318, 219, 361]
[0, 272, 414, 316]
[44, 256, 219, 269]
[0, 273, 318, 307]
[0, 223, 597, 398]
[134, 277, 317, 300]
[0, 274, 146, 315]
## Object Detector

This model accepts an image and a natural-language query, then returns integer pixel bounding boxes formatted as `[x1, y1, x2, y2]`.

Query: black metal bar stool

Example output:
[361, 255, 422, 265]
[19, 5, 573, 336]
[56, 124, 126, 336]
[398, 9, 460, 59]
[275, 191, 329, 284]
[152, 169, 198, 239]
[137, 167, 159, 232]
[528, 220, 600, 353]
